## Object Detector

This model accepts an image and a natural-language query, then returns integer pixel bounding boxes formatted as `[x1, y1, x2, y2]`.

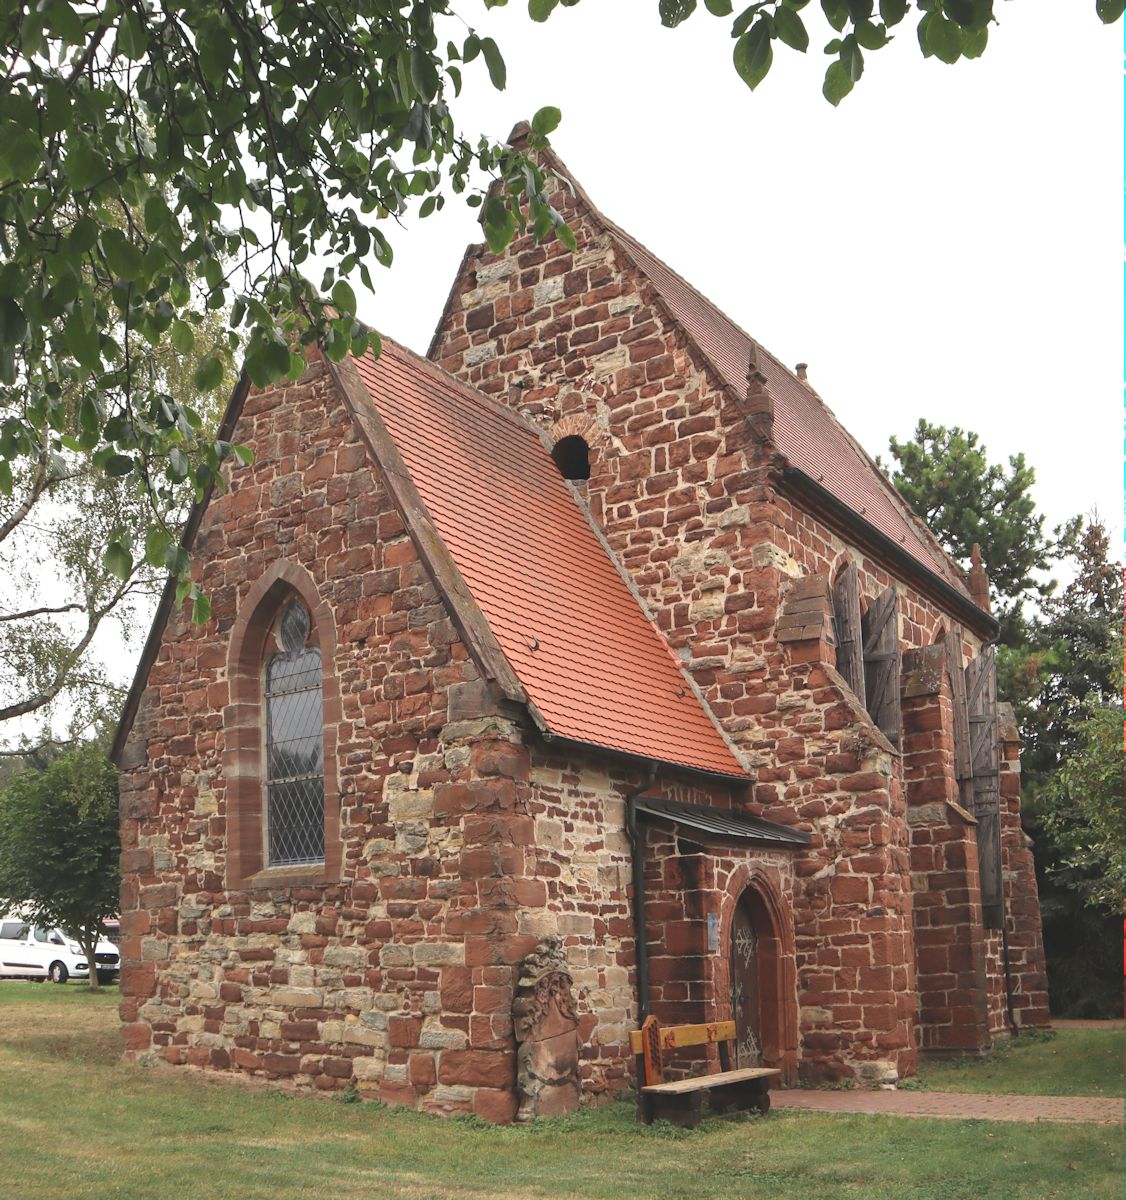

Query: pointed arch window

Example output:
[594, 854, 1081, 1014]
[264, 599, 325, 866]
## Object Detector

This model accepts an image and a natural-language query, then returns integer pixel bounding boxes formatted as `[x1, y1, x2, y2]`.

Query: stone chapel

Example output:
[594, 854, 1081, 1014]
[112, 132, 1049, 1123]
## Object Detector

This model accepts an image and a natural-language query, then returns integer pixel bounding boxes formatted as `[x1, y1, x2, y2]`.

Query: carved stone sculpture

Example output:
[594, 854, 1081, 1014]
[512, 935, 581, 1121]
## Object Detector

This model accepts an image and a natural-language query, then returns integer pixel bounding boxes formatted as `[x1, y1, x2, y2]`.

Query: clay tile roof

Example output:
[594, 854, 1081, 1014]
[351, 341, 747, 780]
[604, 222, 971, 600]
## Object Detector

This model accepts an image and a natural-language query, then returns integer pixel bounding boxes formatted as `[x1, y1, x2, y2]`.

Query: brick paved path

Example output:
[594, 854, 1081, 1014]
[773, 1089, 1122, 1124]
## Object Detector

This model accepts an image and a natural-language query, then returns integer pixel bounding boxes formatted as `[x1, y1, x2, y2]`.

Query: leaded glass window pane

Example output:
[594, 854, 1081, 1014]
[265, 601, 324, 866]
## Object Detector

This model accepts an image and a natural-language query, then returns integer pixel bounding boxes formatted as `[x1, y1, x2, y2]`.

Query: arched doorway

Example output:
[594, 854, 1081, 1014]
[728, 884, 784, 1070]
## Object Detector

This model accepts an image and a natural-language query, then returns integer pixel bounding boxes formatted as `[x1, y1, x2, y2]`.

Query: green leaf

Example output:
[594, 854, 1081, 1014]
[946, 0, 992, 27]
[144, 526, 172, 569]
[0, 460, 11, 496]
[143, 193, 173, 235]
[192, 590, 212, 625]
[69, 216, 99, 255]
[171, 320, 195, 354]
[822, 59, 855, 105]
[918, 11, 962, 63]
[410, 47, 440, 103]
[483, 196, 517, 253]
[961, 24, 988, 57]
[101, 230, 144, 282]
[822, 0, 849, 32]
[705, 0, 733, 13]
[115, 9, 147, 61]
[841, 37, 864, 81]
[733, 18, 774, 90]
[660, 0, 698, 26]
[168, 448, 190, 481]
[531, 106, 562, 136]
[773, 7, 809, 51]
[193, 354, 225, 393]
[233, 444, 254, 465]
[879, 0, 908, 24]
[1096, 0, 1124, 21]
[331, 279, 357, 316]
[104, 454, 135, 477]
[0, 298, 27, 348]
[104, 541, 133, 581]
[479, 37, 506, 90]
[853, 19, 888, 50]
[529, 0, 560, 20]
[198, 26, 235, 83]
[64, 313, 101, 370]
[0, 129, 43, 183]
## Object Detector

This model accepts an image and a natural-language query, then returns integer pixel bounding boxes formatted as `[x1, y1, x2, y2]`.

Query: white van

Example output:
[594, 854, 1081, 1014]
[0, 919, 120, 984]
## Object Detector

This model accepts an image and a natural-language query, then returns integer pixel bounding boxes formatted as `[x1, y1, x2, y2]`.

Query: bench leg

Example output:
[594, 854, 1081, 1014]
[648, 1092, 704, 1129]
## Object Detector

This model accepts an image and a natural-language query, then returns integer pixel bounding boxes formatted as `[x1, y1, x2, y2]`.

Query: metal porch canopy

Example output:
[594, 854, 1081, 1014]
[634, 797, 811, 849]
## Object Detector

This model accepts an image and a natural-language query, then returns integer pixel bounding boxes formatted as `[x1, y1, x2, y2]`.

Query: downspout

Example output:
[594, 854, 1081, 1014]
[625, 761, 658, 1022]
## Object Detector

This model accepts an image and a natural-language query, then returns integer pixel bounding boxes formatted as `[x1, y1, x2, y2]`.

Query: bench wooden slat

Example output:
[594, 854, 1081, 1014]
[641, 1067, 780, 1095]
[629, 1019, 736, 1055]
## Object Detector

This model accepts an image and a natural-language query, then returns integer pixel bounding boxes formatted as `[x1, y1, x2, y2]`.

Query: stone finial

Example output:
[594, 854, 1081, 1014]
[507, 120, 532, 148]
[744, 343, 775, 443]
[512, 936, 581, 1121]
[968, 543, 991, 612]
[796, 362, 808, 382]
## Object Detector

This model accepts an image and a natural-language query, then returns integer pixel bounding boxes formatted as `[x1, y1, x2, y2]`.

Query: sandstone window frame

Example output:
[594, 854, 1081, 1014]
[224, 560, 342, 890]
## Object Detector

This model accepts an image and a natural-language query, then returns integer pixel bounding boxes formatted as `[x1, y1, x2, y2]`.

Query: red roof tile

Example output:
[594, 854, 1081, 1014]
[352, 342, 747, 780]
[605, 222, 971, 599]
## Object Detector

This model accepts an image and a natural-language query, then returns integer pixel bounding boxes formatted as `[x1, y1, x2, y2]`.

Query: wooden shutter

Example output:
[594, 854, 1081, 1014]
[861, 585, 901, 748]
[832, 563, 866, 706]
[965, 646, 1002, 928]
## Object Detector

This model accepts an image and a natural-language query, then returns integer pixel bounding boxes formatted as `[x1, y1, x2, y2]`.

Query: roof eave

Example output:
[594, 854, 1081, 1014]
[537, 729, 750, 786]
[780, 466, 998, 640]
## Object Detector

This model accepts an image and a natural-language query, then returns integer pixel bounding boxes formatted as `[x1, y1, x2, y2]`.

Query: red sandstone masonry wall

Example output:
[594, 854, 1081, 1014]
[997, 709, 1051, 1029]
[117, 364, 547, 1121]
[431, 180, 922, 1081]
[429, 164, 1056, 1076]
[519, 747, 790, 1097]
[901, 647, 992, 1054]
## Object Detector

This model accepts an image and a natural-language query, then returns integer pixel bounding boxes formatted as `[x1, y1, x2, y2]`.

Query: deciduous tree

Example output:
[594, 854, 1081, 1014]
[0, 2, 564, 585]
[0, 742, 120, 991]
[0, 306, 230, 752]
[523, 0, 1124, 105]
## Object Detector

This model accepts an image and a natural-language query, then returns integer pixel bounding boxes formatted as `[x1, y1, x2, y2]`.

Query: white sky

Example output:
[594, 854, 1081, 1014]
[335, 0, 1124, 548]
[12, 2, 1122, 749]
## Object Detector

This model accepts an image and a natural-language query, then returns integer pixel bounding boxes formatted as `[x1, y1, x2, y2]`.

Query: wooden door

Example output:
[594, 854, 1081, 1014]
[730, 895, 763, 1068]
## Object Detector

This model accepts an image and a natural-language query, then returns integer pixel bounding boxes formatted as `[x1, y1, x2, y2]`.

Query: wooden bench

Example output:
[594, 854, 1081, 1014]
[630, 1015, 780, 1127]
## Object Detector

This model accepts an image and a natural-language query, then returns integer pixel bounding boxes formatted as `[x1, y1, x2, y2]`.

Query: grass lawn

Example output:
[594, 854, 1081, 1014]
[0, 983, 1120, 1200]
[916, 1029, 1125, 1098]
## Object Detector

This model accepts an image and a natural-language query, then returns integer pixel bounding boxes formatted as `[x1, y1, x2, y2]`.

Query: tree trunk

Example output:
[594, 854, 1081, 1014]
[80, 931, 100, 991]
